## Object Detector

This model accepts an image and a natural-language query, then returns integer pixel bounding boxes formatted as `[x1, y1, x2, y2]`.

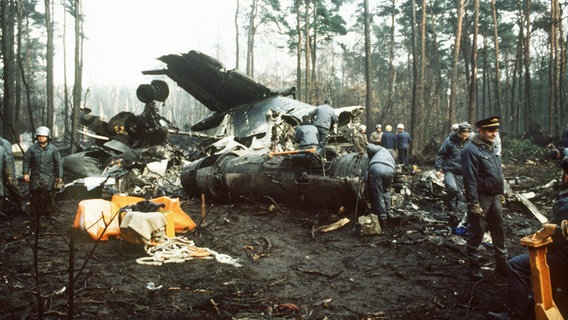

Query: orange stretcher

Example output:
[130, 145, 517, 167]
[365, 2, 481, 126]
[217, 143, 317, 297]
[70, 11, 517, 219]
[73, 195, 196, 241]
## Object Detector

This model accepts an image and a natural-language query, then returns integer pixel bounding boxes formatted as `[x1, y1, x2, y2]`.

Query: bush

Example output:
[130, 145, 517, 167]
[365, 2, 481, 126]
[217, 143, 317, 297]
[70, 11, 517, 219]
[502, 138, 544, 162]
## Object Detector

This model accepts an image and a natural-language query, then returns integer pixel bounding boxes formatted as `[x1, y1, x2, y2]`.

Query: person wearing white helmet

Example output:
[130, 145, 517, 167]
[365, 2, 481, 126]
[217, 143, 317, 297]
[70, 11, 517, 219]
[369, 124, 383, 145]
[22, 126, 63, 220]
[352, 124, 368, 153]
[395, 123, 412, 167]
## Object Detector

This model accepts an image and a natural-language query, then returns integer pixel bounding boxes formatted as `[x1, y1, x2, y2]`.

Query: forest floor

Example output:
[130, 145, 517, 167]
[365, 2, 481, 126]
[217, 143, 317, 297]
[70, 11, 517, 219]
[0, 160, 565, 320]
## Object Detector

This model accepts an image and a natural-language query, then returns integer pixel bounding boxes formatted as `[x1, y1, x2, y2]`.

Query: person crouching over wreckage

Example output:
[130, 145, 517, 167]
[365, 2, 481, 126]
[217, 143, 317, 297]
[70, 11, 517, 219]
[22, 126, 63, 220]
[366, 143, 396, 228]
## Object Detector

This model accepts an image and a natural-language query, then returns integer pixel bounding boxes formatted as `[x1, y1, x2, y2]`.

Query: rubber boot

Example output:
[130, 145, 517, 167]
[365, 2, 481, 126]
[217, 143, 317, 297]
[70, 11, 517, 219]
[469, 260, 483, 280]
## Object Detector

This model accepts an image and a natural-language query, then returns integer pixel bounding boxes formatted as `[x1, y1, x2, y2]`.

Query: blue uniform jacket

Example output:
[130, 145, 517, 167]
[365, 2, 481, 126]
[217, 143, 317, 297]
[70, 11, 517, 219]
[435, 133, 470, 174]
[396, 131, 412, 150]
[461, 134, 504, 203]
[380, 131, 397, 149]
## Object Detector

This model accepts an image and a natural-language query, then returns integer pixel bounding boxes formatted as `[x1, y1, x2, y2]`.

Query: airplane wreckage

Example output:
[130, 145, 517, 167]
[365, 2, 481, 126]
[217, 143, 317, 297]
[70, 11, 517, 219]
[64, 50, 412, 211]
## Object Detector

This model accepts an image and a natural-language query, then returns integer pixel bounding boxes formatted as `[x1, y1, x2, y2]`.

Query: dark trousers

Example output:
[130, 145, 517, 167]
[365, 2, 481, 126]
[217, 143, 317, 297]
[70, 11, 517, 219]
[443, 172, 465, 213]
[398, 148, 409, 166]
[30, 189, 55, 217]
[368, 163, 395, 221]
[466, 193, 508, 266]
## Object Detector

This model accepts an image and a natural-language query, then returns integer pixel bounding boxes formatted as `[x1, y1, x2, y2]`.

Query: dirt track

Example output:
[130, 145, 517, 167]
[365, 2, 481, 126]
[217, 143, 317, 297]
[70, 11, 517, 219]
[0, 163, 563, 319]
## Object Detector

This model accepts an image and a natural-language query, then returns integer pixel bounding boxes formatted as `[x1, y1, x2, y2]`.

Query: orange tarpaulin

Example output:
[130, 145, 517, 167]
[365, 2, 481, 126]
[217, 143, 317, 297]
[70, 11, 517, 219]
[74, 195, 196, 241]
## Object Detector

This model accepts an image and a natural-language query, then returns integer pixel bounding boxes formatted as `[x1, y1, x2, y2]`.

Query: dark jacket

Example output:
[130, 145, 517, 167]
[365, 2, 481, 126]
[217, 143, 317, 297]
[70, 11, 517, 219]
[23, 142, 63, 191]
[294, 123, 319, 149]
[0, 146, 9, 196]
[435, 133, 470, 174]
[381, 131, 397, 150]
[308, 104, 338, 130]
[396, 131, 412, 150]
[548, 195, 568, 253]
[461, 134, 504, 203]
[367, 144, 396, 170]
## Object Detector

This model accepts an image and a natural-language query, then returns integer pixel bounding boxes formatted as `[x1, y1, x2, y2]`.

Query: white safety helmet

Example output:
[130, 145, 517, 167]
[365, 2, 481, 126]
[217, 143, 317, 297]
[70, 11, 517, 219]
[358, 125, 366, 132]
[451, 123, 459, 132]
[397, 123, 404, 130]
[35, 126, 51, 138]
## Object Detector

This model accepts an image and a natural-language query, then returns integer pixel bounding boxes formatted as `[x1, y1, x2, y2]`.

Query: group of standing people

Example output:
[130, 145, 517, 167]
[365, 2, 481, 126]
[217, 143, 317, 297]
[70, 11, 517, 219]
[0, 126, 63, 221]
[367, 123, 412, 167]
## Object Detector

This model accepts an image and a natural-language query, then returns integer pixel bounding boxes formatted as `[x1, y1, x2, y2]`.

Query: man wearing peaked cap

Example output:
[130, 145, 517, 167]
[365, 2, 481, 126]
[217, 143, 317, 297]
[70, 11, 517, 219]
[461, 115, 507, 280]
[475, 116, 500, 129]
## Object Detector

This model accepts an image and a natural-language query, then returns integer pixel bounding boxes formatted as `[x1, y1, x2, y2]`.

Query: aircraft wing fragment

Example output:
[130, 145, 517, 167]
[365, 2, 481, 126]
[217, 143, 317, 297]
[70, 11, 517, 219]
[153, 50, 273, 112]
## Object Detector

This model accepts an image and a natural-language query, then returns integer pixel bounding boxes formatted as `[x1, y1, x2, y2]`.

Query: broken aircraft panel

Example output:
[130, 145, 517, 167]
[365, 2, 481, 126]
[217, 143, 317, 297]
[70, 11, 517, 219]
[142, 50, 378, 210]
[69, 50, 403, 210]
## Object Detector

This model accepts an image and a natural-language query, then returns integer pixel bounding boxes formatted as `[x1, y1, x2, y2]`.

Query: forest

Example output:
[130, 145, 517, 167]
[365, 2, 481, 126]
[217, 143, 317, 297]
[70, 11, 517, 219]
[0, 0, 567, 154]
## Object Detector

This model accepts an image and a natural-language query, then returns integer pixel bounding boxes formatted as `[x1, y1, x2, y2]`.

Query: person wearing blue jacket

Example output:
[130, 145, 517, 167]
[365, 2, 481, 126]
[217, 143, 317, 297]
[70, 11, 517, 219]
[461, 116, 507, 280]
[308, 99, 338, 147]
[435, 122, 472, 216]
[395, 123, 412, 167]
[294, 115, 319, 150]
[366, 143, 396, 227]
[380, 125, 397, 160]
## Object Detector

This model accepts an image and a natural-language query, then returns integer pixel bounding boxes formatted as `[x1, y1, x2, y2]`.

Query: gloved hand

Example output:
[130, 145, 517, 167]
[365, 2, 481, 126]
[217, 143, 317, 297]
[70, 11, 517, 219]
[499, 194, 507, 205]
[468, 202, 484, 217]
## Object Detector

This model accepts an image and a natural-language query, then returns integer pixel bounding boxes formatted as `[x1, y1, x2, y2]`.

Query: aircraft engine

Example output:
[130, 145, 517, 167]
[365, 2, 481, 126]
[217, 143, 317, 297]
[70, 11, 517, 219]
[181, 151, 369, 210]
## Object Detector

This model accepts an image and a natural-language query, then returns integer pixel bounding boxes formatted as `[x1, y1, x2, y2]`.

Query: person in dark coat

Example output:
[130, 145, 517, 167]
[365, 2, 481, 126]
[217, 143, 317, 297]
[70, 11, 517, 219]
[488, 155, 568, 320]
[435, 122, 472, 217]
[366, 143, 396, 227]
[23, 126, 63, 220]
[395, 123, 412, 167]
[380, 125, 397, 161]
[0, 136, 24, 212]
[294, 115, 319, 150]
[461, 116, 507, 280]
[308, 99, 338, 147]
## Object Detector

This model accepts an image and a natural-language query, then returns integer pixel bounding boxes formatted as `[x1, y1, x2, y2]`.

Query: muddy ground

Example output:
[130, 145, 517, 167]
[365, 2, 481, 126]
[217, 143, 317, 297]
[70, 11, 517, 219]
[0, 161, 564, 320]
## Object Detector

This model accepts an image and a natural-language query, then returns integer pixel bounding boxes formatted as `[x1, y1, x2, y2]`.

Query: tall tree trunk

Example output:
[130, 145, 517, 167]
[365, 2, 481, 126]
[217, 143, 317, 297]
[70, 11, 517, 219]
[71, 0, 83, 154]
[468, 0, 479, 123]
[523, 0, 533, 132]
[1, 0, 18, 141]
[63, 0, 71, 145]
[304, 0, 312, 103]
[45, 0, 55, 133]
[246, 0, 257, 77]
[295, 0, 302, 101]
[235, 0, 240, 70]
[410, 0, 418, 153]
[384, 0, 396, 122]
[549, 0, 560, 137]
[449, 0, 464, 129]
[491, 0, 502, 122]
[558, 3, 566, 130]
[364, 0, 372, 131]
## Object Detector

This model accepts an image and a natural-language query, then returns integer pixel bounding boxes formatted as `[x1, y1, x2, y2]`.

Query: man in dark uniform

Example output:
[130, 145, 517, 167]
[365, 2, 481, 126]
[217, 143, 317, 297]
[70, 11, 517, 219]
[488, 154, 568, 320]
[461, 116, 508, 280]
